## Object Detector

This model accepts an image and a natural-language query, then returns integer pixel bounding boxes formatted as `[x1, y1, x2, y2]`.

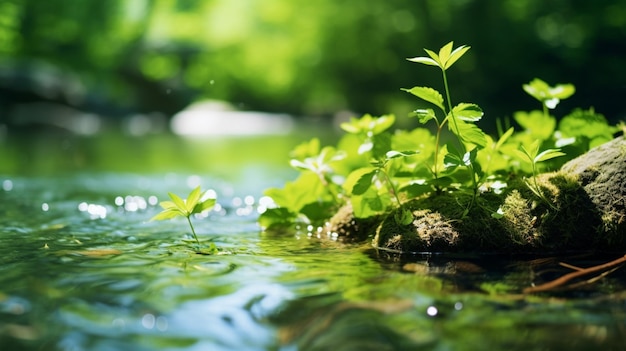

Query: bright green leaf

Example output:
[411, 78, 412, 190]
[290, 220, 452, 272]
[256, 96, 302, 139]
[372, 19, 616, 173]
[452, 103, 483, 122]
[444, 44, 470, 69]
[168, 192, 187, 214]
[407, 56, 439, 66]
[402, 86, 445, 112]
[150, 208, 183, 221]
[344, 167, 377, 195]
[186, 186, 202, 212]
[534, 149, 566, 163]
[438, 41, 454, 65]
[412, 108, 437, 124]
[386, 150, 418, 160]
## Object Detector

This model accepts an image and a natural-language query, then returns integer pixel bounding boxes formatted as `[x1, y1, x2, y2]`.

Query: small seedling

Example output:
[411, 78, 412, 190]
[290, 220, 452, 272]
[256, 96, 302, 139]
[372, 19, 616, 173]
[515, 140, 565, 209]
[523, 78, 575, 119]
[151, 186, 216, 253]
[403, 41, 487, 210]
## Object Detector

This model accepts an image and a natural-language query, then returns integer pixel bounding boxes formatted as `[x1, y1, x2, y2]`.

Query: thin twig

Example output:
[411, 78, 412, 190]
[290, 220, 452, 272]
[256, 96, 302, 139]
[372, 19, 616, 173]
[559, 262, 584, 271]
[523, 254, 626, 294]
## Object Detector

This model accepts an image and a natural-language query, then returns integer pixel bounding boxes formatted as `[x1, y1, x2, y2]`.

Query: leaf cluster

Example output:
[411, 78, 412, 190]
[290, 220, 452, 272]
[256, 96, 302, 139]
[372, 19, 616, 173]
[259, 42, 621, 232]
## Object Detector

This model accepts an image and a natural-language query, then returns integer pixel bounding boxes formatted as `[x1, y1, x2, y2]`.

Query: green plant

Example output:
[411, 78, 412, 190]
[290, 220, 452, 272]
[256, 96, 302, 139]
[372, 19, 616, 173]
[515, 140, 565, 209]
[257, 40, 623, 238]
[523, 78, 575, 120]
[151, 186, 217, 253]
[402, 41, 487, 210]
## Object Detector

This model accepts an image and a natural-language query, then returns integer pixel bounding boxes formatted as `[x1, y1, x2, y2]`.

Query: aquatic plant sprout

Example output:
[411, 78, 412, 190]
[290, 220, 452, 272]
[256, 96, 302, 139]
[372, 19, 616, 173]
[151, 186, 216, 253]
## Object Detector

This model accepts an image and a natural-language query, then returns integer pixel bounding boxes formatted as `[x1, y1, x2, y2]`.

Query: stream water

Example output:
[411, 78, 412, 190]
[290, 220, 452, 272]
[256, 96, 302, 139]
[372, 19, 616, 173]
[1, 130, 625, 350]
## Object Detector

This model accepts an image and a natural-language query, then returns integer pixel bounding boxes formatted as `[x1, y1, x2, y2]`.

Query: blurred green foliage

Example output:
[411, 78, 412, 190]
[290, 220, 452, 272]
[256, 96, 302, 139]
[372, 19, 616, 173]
[1, 0, 625, 122]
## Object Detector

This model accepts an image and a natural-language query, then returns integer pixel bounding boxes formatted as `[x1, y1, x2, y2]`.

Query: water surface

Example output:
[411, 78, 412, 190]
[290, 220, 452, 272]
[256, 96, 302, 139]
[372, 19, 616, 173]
[1, 131, 625, 350]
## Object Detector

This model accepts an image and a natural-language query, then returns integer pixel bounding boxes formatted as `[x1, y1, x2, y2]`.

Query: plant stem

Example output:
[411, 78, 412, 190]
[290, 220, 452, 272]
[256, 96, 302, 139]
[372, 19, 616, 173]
[380, 168, 402, 206]
[186, 216, 201, 249]
[441, 68, 479, 201]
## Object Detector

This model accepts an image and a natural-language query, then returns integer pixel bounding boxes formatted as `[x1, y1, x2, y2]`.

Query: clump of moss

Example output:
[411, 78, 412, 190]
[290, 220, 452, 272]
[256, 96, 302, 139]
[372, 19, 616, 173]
[373, 208, 459, 253]
[330, 138, 626, 254]
[500, 189, 537, 246]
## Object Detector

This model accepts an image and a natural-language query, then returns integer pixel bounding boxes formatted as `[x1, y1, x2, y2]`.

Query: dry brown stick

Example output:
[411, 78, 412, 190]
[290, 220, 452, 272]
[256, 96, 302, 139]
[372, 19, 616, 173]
[523, 254, 626, 294]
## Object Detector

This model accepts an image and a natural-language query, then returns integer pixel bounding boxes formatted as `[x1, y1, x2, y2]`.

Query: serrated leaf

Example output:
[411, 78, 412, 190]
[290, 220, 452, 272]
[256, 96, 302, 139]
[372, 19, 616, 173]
[402, 87, 445, 112]
[444, 45, 470, 69]
[412, 108, 437, 124]
[523, 78, 575, 108]
[448, 117, 487, 148]
[452, 103, 483, 122]
[344, 167, 377, 195]
[444, 151, 463, 170]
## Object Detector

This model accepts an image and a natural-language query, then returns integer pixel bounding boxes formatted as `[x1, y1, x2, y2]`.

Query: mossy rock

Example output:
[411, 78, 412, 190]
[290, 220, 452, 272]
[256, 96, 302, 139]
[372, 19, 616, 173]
[334, 137, 626, 254]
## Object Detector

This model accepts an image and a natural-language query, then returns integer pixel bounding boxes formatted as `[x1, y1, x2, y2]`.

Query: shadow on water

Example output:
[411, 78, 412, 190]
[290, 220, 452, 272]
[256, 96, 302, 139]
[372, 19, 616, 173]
[1, 132, 626, 350]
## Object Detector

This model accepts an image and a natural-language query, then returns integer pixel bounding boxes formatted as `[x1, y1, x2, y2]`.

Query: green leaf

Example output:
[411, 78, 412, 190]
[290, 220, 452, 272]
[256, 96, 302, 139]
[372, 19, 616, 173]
[412, 108, 437, 124]
[290, 138, 320, 160]
[448, 117, 487, 148]
[513, 110, 556, 141]
[351, 188, 390, 218]
[370, 114, 396, 135]
[385, 150, 418, 160]
[264, 172, 326, 213]
[494, 127, 515, 150]
[438, 41, 454, 65]
[424, 48, 441, 65]
[452, 103, 483, 122]
[394, 208, 414, 226]
[402, 86, 445, 112]
[151, 208, 183, 221]
[258, 208, 297, 229]
[400, 182, 432, 198]
[159, 200, 177, 210]
[186, 186, 202, 213]
[168, 192, 187, 214]
[523, 78, 575, 109]
[358, 138, 374, 154]
[407, 56, 439, 66]
[534, 149, 566, 163]
[558, 108, 616, 141]
[194, 197, 216, 214]
[444, 44, 470, 69]
[344, 167, 377, 195]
